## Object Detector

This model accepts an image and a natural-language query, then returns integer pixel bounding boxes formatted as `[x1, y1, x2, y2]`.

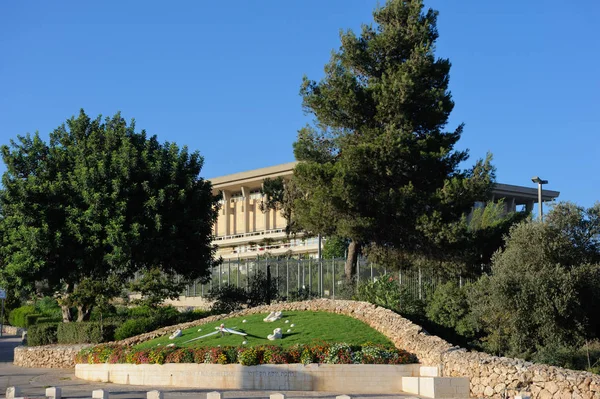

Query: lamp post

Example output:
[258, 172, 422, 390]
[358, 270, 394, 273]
[531, 176, 548, 221]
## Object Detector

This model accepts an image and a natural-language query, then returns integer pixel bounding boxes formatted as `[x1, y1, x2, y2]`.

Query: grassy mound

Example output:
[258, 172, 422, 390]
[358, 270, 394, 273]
[136, 311, 393, 349]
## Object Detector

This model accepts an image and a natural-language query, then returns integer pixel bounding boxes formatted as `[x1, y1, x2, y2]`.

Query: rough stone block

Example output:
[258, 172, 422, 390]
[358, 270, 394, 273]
[147, 390, 163, 399]
[92, 389, 108, 399]
[46, 387, 62, 399]
[515, 395, 531, 399]
[206, 392, 222, 399]
[336, 395, 352, 399]
[270, 394, 286, 399]
[6, 387, 21, 399]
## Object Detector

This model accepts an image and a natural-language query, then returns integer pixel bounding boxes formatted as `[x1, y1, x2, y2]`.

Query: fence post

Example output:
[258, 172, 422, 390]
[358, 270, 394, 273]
[418, 267, 422, 300]
[286, 258, 289, 298]
[237, 256, 240, 288]
[228, 258, 231, 285]
[319, 259, 324, 297]
[370, 262, 373, 282]
[219, 262, 222, 288]
[297, 259, 301, 291]
[276, 261, 279, 296]
[308, 258, 312, 293]
[332, 258, 336, 299]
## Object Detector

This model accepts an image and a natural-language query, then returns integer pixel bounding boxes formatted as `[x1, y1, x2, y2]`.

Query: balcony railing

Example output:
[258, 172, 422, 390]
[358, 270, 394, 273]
[213, 228, 286, 242]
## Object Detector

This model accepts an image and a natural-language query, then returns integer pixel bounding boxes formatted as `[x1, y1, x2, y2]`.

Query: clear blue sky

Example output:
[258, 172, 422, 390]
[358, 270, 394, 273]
[1, 1, 598, 207]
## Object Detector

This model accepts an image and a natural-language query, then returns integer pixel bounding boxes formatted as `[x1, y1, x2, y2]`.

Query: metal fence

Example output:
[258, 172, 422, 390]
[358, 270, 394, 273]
[178, 257, 474, 302]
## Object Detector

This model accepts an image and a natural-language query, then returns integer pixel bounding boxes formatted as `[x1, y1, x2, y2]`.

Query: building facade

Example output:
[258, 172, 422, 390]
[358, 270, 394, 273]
[209, 162, 560, 260]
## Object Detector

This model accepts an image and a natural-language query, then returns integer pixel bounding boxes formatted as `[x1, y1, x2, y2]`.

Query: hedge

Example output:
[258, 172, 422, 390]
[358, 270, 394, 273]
[25, 313, 44, 328]
[57, 322, 116, 344]
[76, 342, 417, 366]
[8, 305, 37, 328]
[27, 323, 59, 346]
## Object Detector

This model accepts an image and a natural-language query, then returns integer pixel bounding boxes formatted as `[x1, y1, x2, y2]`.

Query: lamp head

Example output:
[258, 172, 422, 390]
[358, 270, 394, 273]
[531, 176, 548, 184]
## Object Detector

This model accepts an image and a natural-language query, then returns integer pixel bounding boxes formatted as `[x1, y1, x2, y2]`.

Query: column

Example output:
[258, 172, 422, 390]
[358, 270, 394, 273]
[241, 186, 250, 234]
[222, 190, 231, 236]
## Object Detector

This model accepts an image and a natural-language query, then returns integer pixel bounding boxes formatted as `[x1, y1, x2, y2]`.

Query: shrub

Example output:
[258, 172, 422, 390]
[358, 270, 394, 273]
[426, 281, 476, 339]
[207, 285, 249, 314]
[35, 297, 62, 319]
[25, 313, 43, 327]
[355, 274, 426, 318]
[27, 323, 59, 346]
[114, 318, 156, 341]
[8, 305, 36, 327]
[57, 322, 115, 344]
[36, 316, 61, 324]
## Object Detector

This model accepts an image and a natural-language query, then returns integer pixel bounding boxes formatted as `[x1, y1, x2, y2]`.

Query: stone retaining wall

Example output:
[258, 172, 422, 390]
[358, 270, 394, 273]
[14, 344, 92, 368]
[2, 325, 24, 336]
[15, 299, 600, 398]
[120, 299, 600, 399]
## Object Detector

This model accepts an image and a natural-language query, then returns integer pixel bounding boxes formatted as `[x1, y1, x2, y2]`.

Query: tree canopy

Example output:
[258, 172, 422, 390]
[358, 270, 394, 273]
[290, 0, 494, 278]
[0, 110, 220, 320]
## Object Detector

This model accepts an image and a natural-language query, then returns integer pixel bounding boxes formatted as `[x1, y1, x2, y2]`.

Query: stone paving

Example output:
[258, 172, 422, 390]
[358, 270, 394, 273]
[0, 336, 421, 399]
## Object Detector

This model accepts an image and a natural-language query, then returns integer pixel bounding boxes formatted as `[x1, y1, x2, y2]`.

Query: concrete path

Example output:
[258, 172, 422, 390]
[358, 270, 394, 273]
[0, 336, 421, 399]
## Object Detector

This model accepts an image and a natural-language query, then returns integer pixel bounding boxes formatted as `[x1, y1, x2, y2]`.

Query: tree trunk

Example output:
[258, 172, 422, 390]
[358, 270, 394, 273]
[77, 305, 92, 322]
[345, 240, 360, 281]
[61, 305, 72, 323]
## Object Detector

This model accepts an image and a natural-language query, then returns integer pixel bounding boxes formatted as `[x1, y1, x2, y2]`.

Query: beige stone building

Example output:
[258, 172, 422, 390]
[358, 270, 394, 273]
[209, 162, 560, 260]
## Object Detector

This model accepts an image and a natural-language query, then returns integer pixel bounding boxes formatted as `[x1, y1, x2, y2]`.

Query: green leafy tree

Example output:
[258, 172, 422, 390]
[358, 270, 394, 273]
[0, 110, 220, 321]
[469, 202, 600, 357]
[292, 0, 494, 280]
[322, 236, 349, 259]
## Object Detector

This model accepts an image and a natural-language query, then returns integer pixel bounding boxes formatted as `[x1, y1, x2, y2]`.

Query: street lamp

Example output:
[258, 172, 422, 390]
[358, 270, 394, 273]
[531, 176, 548, 221]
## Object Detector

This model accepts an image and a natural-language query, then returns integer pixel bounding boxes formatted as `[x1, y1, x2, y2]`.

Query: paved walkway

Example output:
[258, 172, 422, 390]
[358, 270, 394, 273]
[0, 336, 421, 399]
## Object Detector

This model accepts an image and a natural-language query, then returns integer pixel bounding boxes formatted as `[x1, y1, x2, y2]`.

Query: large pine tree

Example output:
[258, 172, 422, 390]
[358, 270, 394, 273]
[292, 0, 494, 279]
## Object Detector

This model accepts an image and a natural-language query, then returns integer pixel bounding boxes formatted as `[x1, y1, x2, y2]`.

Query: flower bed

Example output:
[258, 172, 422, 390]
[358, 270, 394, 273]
[76, 342, 417, 366]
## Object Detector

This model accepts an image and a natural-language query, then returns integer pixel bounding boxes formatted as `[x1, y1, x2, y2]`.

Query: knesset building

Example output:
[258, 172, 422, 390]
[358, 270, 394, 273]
[209, 162, 560, 260]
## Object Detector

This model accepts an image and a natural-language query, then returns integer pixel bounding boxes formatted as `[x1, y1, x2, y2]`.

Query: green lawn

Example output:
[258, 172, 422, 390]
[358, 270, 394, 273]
[135, 311, 393, 349]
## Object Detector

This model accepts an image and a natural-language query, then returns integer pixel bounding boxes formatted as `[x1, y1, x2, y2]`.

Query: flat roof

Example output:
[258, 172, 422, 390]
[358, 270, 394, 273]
[208, 162, 560, 202]
[209, 162, 298, 192]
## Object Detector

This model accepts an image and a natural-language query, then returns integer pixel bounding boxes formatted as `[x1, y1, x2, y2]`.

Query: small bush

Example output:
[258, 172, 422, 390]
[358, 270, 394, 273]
[426, 281, 476, 339]
[57, 322, 115, 344]
[207, 285, 249, 314]
[114, 318, 157, 341]
[36, 316, 61, 324]
[355, 274, 426, 318]
[27, 323, 59, 346]
[35, 297, 62, 319]
[8, 305, 37, 327]
[25, 313, 44, 327]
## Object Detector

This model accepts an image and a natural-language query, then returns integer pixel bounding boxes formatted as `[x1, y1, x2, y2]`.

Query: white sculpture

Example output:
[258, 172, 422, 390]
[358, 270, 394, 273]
[290, 324, 295, 327]
[267, 328, 283, 340]
[169, 329, 182, 340]
[166, 343, 175, 347]
[285, 320, 289, 324]
[287, 329, 291, 333]
[263, 311, 283, 322]
[242, 319, 247, 323]
[183, 323, 247, 344]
